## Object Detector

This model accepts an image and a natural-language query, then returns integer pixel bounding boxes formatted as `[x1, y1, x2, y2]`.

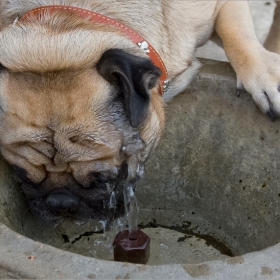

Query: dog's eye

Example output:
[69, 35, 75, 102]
[0, 63, 7, 71]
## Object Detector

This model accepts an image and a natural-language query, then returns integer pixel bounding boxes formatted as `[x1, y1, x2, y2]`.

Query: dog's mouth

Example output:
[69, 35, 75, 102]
[28, 187, 126, 226]
[19, 161, 141, 226]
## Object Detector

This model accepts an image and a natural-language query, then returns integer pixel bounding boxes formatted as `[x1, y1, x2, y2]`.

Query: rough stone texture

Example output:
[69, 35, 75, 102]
[1, 59, 280, 279]
[137, 59, 280, 256]
[0, 156, 28, 232]
[1, 222, 280, 279]
[141, 227, 229, 265]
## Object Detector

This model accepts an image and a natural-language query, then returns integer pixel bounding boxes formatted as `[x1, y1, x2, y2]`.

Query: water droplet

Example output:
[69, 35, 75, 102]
[99, 220, 107, 232]
[160, 243, 169, 249]
[109, 191, 117, 209]
[137, 164, 145, 178]
[106, 183, 114, 193]
[73, 220, 87, 226]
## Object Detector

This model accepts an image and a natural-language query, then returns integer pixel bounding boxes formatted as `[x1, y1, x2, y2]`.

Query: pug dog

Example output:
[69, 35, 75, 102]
[0, 1, 279, 225]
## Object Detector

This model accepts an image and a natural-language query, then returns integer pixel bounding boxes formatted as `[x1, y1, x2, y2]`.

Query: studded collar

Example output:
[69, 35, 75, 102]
[19, 5, 169, 95]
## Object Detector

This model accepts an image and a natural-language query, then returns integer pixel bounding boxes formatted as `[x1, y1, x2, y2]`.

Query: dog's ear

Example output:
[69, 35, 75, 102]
[97, 48, 161, 128]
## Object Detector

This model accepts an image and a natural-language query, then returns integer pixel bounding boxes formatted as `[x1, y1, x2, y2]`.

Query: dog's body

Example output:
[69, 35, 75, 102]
[0, 1, 280, 224]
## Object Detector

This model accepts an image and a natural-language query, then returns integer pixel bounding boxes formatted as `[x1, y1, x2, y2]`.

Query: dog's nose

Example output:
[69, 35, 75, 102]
[46, 192, 80, 217]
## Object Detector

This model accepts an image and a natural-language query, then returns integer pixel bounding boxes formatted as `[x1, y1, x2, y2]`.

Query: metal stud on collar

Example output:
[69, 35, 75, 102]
[138, 40, 169, 93]
[163, 80, 170, 92]
[137, 41, 150, 54]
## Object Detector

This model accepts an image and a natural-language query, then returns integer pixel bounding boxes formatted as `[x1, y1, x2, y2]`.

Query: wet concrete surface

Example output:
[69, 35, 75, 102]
[58, 227, 229, 266]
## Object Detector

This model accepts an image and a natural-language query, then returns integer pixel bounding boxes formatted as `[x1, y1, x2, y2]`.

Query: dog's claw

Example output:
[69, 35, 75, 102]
[236, 83, 244, 98]
[267, 110, 276, 122]
[236, 89, 241, 98]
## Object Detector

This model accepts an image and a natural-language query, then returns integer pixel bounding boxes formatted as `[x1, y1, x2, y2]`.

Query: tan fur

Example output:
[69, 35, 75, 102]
[0, 8, 166, 191]
[0, 1, 279, 222]
[0, 14, 138, 72]
[215, 1, 280, 115]
[1, 68, 123, 185]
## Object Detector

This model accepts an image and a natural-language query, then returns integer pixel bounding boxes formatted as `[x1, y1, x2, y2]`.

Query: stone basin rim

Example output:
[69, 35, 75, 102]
[1, 222, 280, 279]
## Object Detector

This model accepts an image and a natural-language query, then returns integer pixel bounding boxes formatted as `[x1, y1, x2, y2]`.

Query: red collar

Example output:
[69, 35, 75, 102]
[19, 5, 169, 95]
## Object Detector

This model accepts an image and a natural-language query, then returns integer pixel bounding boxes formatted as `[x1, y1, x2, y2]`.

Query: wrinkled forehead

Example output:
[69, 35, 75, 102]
[0, 68, 114, 130]
[0, 19, 138, 124]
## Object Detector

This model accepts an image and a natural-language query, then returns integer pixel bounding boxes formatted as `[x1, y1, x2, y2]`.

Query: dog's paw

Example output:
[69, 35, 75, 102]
[236, 49, 280, 121]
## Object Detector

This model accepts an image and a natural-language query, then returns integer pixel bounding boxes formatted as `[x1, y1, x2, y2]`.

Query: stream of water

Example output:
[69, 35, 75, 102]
[70, 184, 139, 259]
[123, 184, 139, 239]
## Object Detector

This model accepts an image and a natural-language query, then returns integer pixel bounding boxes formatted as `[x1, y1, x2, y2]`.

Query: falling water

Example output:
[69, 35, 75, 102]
[123, 184, 139, 240]
[82, 184, 139, 259]
[90, 215, 125, 260]
[70, 152, 141, 260]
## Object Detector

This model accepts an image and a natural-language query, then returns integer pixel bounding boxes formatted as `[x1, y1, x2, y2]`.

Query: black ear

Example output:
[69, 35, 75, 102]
[96, 49, 161, 128]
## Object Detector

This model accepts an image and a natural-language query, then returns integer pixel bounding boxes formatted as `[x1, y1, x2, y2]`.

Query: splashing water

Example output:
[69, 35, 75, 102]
[100, 184, 139, 240]
[86, 184, 139, 258]
[79, 156, 141, 259]
[77, 217, 125, 260]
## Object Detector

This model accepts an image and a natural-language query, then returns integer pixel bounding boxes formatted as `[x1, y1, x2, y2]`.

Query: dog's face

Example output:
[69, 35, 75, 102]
[0, 16, 165, 224]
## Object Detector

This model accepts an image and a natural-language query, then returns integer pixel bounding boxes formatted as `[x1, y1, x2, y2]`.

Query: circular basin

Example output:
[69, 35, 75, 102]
[0, 59, 280, 279]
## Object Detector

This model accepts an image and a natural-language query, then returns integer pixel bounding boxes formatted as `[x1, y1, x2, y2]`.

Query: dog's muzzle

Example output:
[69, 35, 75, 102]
[23, 163, 131, 224]
[28, 186, 125, 225]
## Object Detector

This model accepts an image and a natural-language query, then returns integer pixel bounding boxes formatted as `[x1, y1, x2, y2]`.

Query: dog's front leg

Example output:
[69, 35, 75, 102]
[215, 1, 280, 120]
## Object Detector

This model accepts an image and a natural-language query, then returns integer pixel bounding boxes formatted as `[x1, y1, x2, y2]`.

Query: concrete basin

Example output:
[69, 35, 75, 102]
[1, 59, 280, 279]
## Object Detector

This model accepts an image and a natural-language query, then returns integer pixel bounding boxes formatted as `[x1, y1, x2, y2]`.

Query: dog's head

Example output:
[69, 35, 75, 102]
[0, 13, 165, 224]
